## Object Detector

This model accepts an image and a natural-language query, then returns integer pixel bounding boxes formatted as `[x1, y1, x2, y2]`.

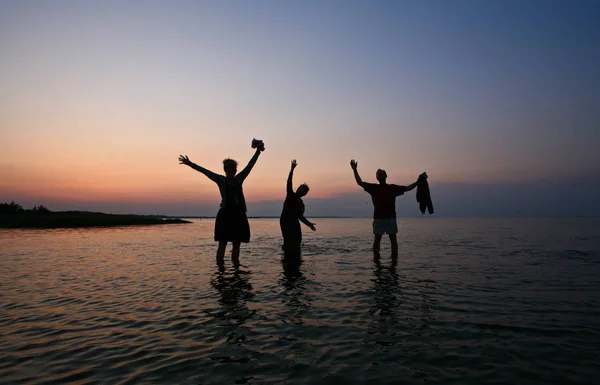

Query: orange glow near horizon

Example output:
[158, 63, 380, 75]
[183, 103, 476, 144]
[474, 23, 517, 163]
[1, 152, 562, 209]
[2, 116, 570, 209]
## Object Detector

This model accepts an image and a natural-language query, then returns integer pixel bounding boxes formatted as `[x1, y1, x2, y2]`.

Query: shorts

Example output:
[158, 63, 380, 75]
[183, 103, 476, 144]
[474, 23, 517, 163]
[372, 218, 398, 235]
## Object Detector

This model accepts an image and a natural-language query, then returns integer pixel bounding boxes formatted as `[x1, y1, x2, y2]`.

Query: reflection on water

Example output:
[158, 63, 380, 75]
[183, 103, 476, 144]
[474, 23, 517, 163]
[209, 267, 256, 327]
[369, 255, 402, 348]
[279, 252, 309, 325]
[371, 254, 400, 318]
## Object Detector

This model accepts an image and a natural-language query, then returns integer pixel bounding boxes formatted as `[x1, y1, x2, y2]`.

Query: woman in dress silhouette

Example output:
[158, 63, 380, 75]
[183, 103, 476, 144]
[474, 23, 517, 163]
[280, 159, 316, 254]
[179, 140, 265, 266]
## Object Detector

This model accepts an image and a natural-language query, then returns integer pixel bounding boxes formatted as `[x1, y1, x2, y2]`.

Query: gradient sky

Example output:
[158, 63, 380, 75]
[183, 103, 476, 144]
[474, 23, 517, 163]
[1, 0, 599, 217]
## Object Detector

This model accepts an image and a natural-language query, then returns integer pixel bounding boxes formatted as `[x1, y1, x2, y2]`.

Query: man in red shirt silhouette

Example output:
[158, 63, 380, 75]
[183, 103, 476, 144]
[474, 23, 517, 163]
[350, 159, 419, 256]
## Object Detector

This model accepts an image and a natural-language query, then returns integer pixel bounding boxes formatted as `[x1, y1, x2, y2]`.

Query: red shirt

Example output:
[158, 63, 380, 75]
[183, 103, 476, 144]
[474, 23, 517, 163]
[363, 183, 406, 219]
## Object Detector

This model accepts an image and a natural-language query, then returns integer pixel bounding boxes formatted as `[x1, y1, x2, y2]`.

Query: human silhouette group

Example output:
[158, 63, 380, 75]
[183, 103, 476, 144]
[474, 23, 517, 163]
[178, 138, 431, 266]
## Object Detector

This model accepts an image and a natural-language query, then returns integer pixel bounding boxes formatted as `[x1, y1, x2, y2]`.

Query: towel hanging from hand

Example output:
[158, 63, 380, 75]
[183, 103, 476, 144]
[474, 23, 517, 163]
[416, 172, 434, 215]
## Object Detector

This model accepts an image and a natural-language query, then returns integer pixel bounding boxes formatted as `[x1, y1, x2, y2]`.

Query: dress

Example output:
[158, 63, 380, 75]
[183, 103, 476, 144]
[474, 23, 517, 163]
[214, 178, 250, 243]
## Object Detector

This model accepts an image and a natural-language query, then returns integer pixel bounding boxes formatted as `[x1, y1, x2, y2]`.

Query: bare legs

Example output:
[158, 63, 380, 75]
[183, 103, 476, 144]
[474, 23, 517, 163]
[389, 234, 398, 256]
[217, 241, 227, 265]
[372, 234, 398, 257]
[216, 241, 241, 266]
[373, 234, 382, 255]
[232, 242, 241, 266]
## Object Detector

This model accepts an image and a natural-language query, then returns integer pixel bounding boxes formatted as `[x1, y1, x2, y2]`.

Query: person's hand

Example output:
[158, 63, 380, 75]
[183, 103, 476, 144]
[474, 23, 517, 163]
[291, 159, 298, 170]
[252, 139, 266, 152]
[178, 155, 191, 166]
[309, 223, 316, 231]
[350, 159, 358, 170]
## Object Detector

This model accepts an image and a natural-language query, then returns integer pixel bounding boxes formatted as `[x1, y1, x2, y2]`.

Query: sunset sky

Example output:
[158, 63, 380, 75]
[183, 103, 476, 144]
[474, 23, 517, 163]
[1, 1, 599, 217]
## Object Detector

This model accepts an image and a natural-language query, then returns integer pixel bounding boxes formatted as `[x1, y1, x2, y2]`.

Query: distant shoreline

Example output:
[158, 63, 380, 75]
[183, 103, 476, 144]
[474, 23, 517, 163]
[171, 216, 600, 219]
[0, 211, 191, 229]
[3, 214, 597, 229]
[172, 216, 359, 219]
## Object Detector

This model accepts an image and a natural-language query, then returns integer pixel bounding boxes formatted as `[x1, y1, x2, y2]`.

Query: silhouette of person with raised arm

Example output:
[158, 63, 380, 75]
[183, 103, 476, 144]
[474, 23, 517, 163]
[179, 140, 265, 266]
[350, 159, 419, 256]
[280, 160, 316, 254]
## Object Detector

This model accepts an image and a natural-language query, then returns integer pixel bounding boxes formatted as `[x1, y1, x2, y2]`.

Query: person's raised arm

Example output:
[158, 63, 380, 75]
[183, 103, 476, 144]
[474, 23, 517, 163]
[287, 159, 297, 195]
[404, 173, 424, 192]
[236, 148, 262, 183]
[350, 159, 364, 187]
[178, 155, 221, 183]
[405, 180, 418, 192]
[299, 215, 316, 231]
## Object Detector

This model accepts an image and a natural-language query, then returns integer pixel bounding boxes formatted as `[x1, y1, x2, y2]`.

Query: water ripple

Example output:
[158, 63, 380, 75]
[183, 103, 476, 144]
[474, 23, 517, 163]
[1, 218, 600, 384]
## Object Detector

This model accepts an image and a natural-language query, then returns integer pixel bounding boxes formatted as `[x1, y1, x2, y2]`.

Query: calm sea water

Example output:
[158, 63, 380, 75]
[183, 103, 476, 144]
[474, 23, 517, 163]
[1, 218, 600, 385]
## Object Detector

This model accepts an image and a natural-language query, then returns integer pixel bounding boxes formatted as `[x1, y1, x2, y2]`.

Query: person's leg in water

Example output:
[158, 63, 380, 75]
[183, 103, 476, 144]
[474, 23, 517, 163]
[283, 237, 301, 255]
[373, 234, 382, 256]
[232, 242, 241, 266]
[389, 234, 398, 256]
[281, 217, 302, 254]
[217, 241, 227, 266]
[372, 219, 385, 257]
[390, 251, 399, 266]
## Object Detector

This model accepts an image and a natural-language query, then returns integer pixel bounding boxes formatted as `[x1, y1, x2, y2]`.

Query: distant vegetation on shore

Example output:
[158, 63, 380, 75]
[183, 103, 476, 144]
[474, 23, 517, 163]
[0, 202, 191, 229]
